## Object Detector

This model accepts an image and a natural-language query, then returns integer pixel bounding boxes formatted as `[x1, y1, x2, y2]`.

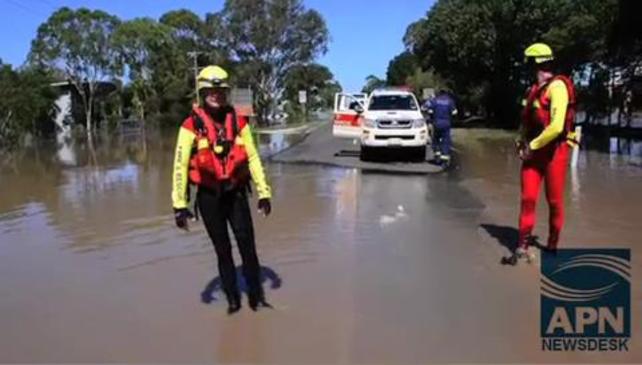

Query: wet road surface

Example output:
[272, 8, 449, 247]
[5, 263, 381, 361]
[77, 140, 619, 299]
[0, 125, 640, 363]
[271, 123, 443, 174]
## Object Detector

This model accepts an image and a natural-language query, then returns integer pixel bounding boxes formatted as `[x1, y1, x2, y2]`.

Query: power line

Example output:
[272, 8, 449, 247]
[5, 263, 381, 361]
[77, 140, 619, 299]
[1, 0, 48, 16]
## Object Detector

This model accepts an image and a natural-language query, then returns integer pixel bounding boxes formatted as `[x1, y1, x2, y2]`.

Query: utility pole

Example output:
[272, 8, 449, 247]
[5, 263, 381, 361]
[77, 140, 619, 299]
[187, 51, 203, 105]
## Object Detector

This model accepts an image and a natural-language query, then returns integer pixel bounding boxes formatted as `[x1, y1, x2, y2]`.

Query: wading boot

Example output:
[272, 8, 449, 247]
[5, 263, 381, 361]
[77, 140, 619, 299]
[248, 288, 272, 311]
[226, 290, 242, 315]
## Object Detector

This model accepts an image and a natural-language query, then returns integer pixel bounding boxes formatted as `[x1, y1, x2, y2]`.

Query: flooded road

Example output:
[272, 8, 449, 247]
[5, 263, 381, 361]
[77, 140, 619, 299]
[0, 126, 640, 363]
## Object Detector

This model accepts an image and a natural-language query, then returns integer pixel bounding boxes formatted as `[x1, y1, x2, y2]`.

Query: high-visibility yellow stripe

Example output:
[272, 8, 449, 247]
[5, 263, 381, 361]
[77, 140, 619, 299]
[240, 125, 272, 199]
[529, 80, 568, 150]
[172, 127, 196, 209]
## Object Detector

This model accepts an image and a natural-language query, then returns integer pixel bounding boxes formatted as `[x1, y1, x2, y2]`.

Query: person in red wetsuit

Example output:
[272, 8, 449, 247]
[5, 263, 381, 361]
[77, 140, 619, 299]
[514, 43, 578, 262]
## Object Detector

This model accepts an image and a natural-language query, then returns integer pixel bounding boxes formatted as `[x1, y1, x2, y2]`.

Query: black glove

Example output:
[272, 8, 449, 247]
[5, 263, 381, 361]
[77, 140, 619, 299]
[174, 208, 194, 230]
[258, 198, 271, 217]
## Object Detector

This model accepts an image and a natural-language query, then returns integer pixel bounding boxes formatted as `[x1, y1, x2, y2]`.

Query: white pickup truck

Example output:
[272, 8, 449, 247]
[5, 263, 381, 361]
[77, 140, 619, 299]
[333, 88, 428, 161]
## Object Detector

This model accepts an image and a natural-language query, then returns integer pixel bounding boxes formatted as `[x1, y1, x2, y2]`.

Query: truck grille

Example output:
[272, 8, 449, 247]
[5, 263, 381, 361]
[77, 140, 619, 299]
[374, 135, 415, 140]
[377, 120, 412, 129]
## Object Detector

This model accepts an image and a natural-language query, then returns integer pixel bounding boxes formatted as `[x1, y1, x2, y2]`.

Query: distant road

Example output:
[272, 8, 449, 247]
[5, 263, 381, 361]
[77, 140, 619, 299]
[270, 122, 443, 174]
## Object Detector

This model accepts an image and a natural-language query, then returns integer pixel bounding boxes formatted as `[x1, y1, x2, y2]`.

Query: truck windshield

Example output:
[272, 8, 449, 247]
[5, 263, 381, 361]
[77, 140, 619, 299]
[368, 95, 418, 111]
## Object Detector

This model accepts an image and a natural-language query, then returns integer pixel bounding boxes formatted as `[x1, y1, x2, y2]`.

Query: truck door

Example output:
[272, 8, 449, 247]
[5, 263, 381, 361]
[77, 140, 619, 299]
[333, 93, 366, 139]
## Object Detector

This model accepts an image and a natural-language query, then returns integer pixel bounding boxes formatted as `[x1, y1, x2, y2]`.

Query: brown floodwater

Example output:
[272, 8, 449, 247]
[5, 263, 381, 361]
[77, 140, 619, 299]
[0, 126, 640, 363]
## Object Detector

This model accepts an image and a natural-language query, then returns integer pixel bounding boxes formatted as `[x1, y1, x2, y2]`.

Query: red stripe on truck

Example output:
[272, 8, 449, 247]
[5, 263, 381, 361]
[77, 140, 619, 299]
[334, 113, 361, 127]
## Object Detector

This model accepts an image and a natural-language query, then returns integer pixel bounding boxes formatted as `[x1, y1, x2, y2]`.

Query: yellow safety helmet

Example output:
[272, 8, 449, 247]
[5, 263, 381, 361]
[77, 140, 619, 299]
[524, 43, 554, 64]
[197, 65, 230, 91]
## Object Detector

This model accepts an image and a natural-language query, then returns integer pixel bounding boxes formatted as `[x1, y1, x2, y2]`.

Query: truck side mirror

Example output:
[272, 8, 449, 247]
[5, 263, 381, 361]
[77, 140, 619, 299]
[353, 104, 364, 114]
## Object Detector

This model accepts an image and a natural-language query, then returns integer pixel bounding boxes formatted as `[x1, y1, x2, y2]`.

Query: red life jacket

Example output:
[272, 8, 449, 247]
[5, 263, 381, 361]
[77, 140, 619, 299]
[188, 106, 250, 189]
[522, 75, 576, 144]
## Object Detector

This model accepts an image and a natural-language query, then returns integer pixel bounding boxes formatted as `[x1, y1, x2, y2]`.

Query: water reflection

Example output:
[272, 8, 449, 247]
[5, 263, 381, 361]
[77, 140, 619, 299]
[2, 126, 639, 249]
[256, 132, 305, 157]
[582, 134, 642, 166]
[0, 127, 324, 261]
[0, 129, 168, 252]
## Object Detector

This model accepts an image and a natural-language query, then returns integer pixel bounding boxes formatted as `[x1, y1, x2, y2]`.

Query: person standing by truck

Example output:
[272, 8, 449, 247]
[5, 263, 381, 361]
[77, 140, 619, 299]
[425, 89, 457, 167]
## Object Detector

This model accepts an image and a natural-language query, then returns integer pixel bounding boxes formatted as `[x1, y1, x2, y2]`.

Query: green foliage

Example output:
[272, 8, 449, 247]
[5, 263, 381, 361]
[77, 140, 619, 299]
[113, 18, 175, 120]
[386, 51, 418, 86]
[404, 0, 620, 126]
[405, 68, 446, 100]
[283, 63, 337, 110]
[113, 18, 174, 80]
[0, 62, 57, 149]
[159, 9, 227, 64]
[0, 1, 334, 150]
[28, 7, 122, 132]
[319, 80, 342, 110]
[361, 75, 386, 94]
[113, 10, 219, 127]
[217, 0, 329, 125]
[386, 50, 448, 99]
[160, 9, 203, 39]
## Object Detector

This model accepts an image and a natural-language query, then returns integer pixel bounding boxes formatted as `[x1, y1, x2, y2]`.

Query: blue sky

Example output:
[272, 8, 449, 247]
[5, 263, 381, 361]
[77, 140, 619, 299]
[0, 0, 433, 92]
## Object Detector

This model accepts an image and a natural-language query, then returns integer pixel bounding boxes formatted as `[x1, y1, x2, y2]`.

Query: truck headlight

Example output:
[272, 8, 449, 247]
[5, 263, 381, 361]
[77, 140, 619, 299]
[412, 119, 426, 128]
[363, 118, 376, 128]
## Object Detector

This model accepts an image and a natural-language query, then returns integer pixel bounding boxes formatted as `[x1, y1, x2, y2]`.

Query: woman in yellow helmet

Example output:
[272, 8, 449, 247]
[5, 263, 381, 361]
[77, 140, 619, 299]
[514, 43, 577, 263]
[171, 65, 273, 313]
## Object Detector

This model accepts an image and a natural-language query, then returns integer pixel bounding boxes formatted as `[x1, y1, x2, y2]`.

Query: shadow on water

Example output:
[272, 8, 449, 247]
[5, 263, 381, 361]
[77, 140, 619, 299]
[480, 224, 548, 265]
[334, 147, 429, 163]
[200, 265, 282, 304]
[480, 224, 519, 254]
[334, 149, 360, 158]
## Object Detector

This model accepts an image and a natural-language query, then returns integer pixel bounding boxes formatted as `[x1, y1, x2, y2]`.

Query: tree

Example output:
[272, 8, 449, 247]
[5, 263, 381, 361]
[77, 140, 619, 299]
[386, 50, 447, 99]
[283, 63, 336, 109]
[405, 67, 446, 100]
[280, 63, 339, 123]
[319, 80, 342, 110]
[609, 0, 641, 66]
[113, 18, 174, 120]
[404, 0, 619, 127]
[159, 10, 230, 70]
[150, 10, 231, 126]
[361, 75, 386, 94]
[386, 51, 418, 86]
[28, 7, 121, 134]
[215, 0, 329, 125]
[160, 10, 203, 39]
[0, 62, 56, 149]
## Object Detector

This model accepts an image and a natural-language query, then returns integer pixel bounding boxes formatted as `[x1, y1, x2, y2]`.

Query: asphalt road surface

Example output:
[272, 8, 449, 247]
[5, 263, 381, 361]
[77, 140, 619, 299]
[271, 122, 443, 174]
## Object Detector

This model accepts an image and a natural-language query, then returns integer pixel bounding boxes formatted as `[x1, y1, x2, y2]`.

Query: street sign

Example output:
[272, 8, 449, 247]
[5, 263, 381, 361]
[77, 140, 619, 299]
[422, 88, 435, 100]
[298, 90, 307, 104]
